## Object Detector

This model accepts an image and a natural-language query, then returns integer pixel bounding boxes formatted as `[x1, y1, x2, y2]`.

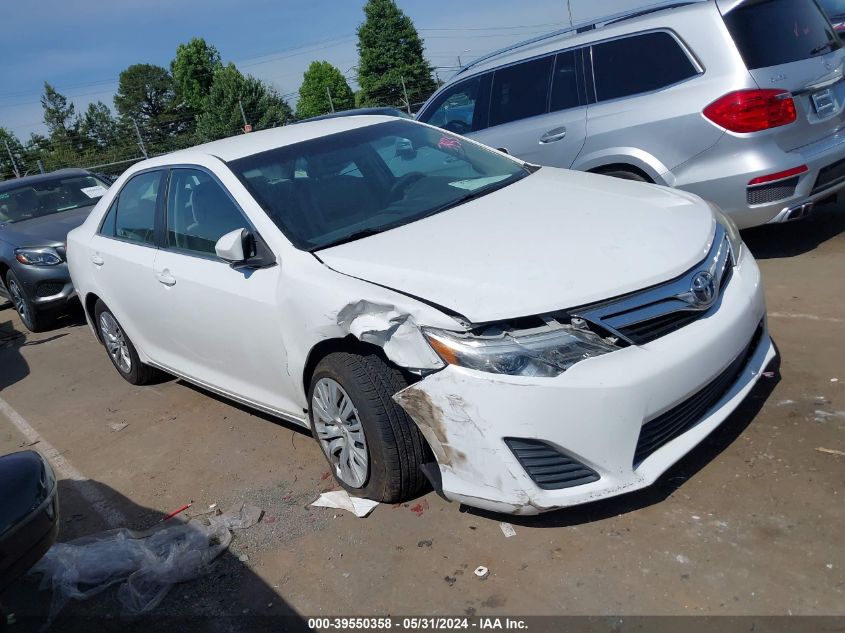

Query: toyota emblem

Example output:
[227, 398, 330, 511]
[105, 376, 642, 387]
[690, 271, 717, 307]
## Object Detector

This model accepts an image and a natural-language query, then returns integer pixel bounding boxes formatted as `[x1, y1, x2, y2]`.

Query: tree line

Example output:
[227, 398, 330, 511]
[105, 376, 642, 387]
[0, 0, 438, 180]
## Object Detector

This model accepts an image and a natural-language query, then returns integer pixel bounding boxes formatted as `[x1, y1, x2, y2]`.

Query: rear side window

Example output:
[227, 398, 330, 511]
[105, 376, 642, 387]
[592, 32, 698, 102]
[550, 49, 586, 112]
[723, 0, 841, 70]
[113, 170, 163, 245]
[418, 75, 489, 134]
[489, 56, 554, 126]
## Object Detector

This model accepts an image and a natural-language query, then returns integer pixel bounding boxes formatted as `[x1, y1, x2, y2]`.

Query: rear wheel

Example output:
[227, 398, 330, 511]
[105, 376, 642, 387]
[308, 351, 430, 503]
[5, 270, 51, 333]
[595, 168, 650, 183]
[94, 299, 160, 385]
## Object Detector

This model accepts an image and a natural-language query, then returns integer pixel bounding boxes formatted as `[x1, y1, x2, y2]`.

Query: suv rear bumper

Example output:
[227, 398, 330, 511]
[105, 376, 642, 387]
[669, 126, 845, 229]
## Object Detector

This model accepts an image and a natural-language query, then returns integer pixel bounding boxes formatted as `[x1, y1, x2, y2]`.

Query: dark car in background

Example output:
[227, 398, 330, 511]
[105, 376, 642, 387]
[0, 451, 58, 623]
[0, 168, 109, 331]
[820, 0, 845, 34]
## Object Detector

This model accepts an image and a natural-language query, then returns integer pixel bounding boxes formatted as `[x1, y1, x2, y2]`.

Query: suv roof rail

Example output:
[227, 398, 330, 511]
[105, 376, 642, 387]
[454, 0, 703, 77]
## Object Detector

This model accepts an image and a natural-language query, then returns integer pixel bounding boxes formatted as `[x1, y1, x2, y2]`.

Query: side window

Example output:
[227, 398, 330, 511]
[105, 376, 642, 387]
[489, 55, 554, 127]
[591, 32, 698, 102]
[418, 75, 487, 134]
[166, 168, 250, 256]
[550, 50, 586, 112]
[98, 200, 118, 236]
[113, 170, 163, 245]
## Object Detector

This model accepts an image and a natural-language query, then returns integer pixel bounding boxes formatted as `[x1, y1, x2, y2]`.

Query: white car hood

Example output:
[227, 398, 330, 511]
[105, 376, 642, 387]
[318, 168, 716, 324]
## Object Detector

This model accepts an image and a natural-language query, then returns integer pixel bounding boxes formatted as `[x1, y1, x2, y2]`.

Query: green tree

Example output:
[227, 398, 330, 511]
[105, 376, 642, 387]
[171, 38, 222, 114]
[196, 63, 293, 141]
[0, 127, 28, 179]
[113, 63, 184, 150]
[356, 0, 437, 109]
[40, 82, 77, 139]
[79, 101, 121, 148]
[296, 61, 355, 119]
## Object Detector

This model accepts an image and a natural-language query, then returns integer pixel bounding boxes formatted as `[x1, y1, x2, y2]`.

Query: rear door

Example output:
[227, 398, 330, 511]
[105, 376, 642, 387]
[720, 0, 845, 150]
[88, 169, 164, 359]
[470, 50, 589, 167]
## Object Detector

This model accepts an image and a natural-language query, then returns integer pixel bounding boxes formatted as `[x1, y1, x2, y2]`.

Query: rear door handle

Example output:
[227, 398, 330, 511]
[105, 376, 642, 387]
[90, 254, 104, 266]
[539, 127, 567, 143]
[156, 270, 176, 286]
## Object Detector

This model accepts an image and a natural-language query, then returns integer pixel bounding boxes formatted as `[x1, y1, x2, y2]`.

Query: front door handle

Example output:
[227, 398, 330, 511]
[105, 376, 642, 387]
[156, 270, 176, 286]
[539, 127, 567, 143]
[90, 254, 104, 266]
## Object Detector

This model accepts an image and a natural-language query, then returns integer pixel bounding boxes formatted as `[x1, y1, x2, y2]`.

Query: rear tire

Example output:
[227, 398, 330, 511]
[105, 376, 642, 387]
[93, 299, 160, 385]
[5, 270, 51, 333]
[596, 168, 650, 183]
[308, 351, 430, 503]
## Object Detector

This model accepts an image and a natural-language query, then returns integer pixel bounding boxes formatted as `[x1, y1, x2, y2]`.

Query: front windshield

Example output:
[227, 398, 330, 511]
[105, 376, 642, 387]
[0, 175, 109, 224]
[227, 120, 529, 251]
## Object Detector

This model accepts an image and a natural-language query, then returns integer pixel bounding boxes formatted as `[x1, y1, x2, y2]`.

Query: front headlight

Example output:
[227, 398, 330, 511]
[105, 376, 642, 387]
[423, 324, 619, 378]
[14, 247, 62, 266]
[708, 203, 743, 263]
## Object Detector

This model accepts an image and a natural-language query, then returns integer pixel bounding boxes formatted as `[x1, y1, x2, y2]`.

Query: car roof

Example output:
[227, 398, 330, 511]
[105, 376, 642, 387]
[298, 107, 411, 123]
[446, 1, 709, 81]
[0, 168, 93, 192]
[138, 115, 400, 167]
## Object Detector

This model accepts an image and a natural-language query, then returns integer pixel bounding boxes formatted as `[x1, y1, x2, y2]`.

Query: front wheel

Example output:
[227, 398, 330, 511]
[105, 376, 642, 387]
[308, 352, 430, 503]
[5, 270, 51, 333]
[93, 299, 160, 385]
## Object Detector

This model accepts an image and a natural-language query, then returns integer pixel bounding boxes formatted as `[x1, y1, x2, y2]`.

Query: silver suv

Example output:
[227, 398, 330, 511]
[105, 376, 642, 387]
[416, 0, 845, 229]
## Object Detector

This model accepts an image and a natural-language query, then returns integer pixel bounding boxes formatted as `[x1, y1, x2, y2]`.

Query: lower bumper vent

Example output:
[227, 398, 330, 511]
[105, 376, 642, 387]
[747, 176, 799, 205]
[633, 322, 765, 466]
[505, 438, 599, 490]
[35, 281, 65, 298]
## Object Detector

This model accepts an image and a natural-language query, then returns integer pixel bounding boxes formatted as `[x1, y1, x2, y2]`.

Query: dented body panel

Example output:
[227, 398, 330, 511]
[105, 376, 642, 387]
[394, 251, 772, 513]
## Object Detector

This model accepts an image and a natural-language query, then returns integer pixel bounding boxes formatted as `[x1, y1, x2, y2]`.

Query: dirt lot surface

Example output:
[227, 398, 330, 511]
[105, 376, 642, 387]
[1, 203, 844, 631]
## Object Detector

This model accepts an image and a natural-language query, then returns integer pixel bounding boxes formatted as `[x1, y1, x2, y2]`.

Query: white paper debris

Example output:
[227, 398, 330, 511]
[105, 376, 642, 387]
[311, 490, 379, 518]
[499, 522, 516, 538]
[831, 378, 839, 383]
[474, 565, 490, 579]
[776, 399, 795, 406]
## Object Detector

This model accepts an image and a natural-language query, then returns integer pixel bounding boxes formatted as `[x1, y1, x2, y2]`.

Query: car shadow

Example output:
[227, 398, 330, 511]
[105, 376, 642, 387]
[462, 352, 781, 528]
[741, 199, 845, 259]
[2, 477, 311, 633]
[0, 319, 29, 393]
[175, 380, 314, 437]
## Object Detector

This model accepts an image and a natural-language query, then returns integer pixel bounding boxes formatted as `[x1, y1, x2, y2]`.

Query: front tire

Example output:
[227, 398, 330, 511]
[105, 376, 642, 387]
[94, 299, 160, 385]
[5, 270, 51, 333]
[308, 351, 430, 503]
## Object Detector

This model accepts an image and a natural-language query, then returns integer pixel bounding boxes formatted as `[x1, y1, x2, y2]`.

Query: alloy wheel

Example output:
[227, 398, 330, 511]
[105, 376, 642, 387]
[7, 278, 32, 329]
[311, 377, 369, 488]
[98, 312, 132, 373]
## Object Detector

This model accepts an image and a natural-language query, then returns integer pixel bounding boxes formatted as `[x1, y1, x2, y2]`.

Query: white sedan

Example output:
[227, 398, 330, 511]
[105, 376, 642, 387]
[67, 116, 775, 514]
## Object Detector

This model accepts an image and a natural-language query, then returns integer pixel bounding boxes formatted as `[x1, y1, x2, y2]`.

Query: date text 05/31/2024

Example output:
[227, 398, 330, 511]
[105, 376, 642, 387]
[307, 617, 529, 630]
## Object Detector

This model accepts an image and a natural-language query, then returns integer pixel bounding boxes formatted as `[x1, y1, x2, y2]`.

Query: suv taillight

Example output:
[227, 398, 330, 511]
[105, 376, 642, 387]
[703, 90, 797, 133]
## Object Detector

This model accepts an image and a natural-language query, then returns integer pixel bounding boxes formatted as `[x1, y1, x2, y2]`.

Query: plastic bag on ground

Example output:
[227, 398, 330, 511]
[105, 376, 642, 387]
[31, 502, 261, 620]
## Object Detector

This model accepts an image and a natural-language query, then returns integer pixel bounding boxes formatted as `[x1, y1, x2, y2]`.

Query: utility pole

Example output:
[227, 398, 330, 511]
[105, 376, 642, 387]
[131, 118, 148, 159]
[400, 76, 411, 115]
[3, 140, 20, 178]
[325, 86, 335, 113]
[37, 159, 45, 174]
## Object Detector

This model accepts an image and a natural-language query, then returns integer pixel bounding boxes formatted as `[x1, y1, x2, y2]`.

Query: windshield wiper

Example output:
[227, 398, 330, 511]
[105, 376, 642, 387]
[310, 227, 390, 251]
[811, 40, 837, 56]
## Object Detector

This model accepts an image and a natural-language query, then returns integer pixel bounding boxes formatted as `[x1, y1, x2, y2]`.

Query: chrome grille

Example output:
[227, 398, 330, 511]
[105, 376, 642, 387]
[574, 225, 734, 346]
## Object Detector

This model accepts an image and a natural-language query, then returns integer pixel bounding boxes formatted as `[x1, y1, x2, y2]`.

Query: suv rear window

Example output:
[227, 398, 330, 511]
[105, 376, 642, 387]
[723, 0, 841, 70]
[591, 32, 698, 102]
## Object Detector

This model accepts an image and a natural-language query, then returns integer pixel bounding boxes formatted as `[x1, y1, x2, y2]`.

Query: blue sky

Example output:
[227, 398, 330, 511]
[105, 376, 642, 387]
[0, 0, 571, 138]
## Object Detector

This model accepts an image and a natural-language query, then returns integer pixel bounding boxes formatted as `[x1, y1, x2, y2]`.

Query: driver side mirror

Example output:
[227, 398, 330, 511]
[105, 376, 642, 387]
[215, 228, 276, 270]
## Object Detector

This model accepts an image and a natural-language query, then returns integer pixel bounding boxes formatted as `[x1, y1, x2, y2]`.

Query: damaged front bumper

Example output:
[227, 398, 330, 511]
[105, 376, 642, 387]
[394, 253, 774, 515]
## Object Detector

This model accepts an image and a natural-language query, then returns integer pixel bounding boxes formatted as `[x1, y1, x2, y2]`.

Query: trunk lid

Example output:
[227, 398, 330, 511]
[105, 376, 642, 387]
[719, 0, 845, 151]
